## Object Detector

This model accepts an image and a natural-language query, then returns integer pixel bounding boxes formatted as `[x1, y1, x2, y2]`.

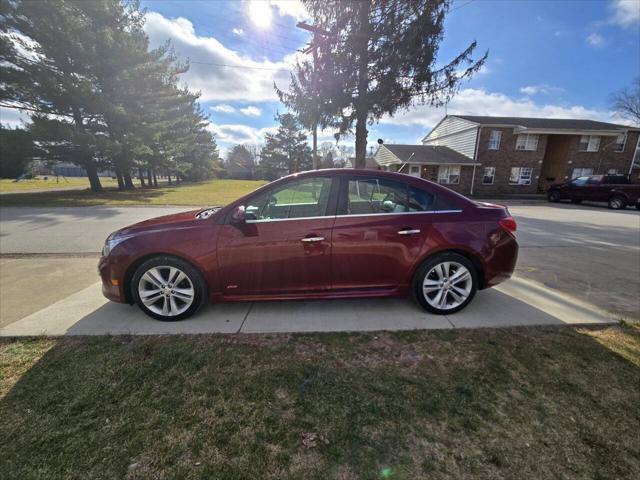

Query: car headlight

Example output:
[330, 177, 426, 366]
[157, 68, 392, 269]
[102, 234, 130, 257]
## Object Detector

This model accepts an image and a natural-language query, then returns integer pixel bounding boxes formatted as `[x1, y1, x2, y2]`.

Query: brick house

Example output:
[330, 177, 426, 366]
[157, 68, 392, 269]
[374, 115, 640, 195]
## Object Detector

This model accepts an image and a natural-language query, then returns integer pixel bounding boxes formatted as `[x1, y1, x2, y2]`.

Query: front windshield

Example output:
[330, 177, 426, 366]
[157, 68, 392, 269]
[571, 176, 589, 186]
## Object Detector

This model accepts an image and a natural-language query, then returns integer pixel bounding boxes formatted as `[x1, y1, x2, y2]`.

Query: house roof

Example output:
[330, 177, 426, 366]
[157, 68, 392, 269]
[452, 115, 637, 132]
[380, 144, 480, 165]
[344, 156, 379, 169]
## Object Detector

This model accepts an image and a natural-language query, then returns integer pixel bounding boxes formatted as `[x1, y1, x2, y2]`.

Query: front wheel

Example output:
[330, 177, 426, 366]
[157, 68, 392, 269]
[412, 253, 478, 315]
[131, 256, 206, 321]
[608, 195, 627, 210]
[547, 190, 560, 202]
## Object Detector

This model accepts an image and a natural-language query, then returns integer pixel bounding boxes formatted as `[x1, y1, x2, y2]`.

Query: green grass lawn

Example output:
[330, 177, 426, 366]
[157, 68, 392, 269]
[0, 176, 119, 192]
[1, 324, 639, 479]
[0, 179, 267, 207]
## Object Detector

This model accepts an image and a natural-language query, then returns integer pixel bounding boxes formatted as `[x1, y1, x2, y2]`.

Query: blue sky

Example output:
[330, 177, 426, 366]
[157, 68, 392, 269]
[3, 0, 638, 157]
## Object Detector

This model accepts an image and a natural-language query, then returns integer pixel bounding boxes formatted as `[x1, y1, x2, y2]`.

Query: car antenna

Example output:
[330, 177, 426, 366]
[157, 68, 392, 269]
[398, 152, 415, 173]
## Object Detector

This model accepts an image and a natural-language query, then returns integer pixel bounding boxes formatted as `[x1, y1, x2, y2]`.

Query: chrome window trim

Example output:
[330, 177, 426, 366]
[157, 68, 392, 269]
[244, 209, 463, 223]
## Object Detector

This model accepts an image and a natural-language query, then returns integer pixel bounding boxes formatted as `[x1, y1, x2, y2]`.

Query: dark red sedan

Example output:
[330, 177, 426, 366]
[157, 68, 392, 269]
[99, 169, 518, 321]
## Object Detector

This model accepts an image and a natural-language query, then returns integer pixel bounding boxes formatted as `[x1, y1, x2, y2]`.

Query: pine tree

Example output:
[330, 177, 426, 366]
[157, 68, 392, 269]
[260, 113, 311, 179]
[281, 0, 487, 168]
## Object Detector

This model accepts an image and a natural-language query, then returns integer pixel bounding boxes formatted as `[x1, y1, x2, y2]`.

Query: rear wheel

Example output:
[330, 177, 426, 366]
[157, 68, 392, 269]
[131, 256, 206, 321]
[412, 253, 478, 315]
[547, 190, 560, 202]
[608, 195, 627, 210]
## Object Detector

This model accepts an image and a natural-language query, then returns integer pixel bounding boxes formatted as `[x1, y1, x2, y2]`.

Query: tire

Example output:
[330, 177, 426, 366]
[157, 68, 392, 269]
[608, 195, 627, 210]
[547, 190, 560, 202]
[636, 203, 640, 211]
[131, 255, 207, 321]
[570, 199, 582, 204]
[412, 253, 478, 315]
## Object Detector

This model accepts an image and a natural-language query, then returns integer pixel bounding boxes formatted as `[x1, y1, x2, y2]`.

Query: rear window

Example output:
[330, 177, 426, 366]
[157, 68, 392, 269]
[603, 175, 629, 184]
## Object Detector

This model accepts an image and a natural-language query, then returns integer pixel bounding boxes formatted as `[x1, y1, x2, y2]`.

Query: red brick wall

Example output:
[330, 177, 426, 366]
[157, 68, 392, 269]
[471, 128, 639, 196]
[473, 127, 546, 195]
[419, 164, 475, 195]
[562, 130, 638, 179]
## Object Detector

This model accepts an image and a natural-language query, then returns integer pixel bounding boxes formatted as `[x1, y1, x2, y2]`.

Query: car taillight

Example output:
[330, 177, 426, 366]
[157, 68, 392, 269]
[499, 216, 517, 236]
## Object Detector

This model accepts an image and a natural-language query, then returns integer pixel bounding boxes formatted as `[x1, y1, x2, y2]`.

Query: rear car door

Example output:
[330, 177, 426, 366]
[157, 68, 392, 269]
[330, 175, 435, 291]
[217, 176, 337, 297]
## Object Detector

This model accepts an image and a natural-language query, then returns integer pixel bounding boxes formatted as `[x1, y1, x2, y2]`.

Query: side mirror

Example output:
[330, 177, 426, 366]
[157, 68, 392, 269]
[231, 205, 246, 223]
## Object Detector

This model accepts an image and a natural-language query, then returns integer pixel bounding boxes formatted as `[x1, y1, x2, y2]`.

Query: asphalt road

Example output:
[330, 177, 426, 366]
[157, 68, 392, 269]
[0, 201, 638, 326]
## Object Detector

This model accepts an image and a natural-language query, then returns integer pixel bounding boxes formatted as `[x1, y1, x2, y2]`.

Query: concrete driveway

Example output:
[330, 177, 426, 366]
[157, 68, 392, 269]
[0, 201, 636, 336]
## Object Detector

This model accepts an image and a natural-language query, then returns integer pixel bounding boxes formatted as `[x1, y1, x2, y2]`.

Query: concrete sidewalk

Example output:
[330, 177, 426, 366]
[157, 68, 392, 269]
[0, 276, 615, 337]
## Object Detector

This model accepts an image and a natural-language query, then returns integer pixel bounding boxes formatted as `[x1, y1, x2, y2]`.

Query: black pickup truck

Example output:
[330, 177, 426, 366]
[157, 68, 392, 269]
[547, 174, 640, 210]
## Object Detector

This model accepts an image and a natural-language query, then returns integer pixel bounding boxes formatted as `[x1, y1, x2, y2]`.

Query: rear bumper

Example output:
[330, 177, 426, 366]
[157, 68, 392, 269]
[98, 255, 127, 303]
[482, 233, 518, 289]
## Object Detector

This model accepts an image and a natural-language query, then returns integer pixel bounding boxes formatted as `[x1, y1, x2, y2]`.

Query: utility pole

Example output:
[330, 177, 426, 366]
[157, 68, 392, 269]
[296, 22, 331, 170]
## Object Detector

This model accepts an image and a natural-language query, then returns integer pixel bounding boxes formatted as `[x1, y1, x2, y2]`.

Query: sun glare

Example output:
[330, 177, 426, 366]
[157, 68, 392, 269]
[248, 1, 272, 29]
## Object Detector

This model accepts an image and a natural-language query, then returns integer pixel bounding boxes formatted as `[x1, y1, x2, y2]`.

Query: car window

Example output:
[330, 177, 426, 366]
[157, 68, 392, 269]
[571, 176, 589, 186]
[586, 176, 603, 185]
[346, 178, 409, 215]
[408, 186, 435, 212]
[245, 177, 332, 220]
[604, 175, 629, 184]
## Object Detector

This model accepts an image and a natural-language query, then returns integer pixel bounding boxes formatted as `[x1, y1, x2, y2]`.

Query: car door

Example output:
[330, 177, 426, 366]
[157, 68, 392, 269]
[217, 176, 337, 297]
[330, 175, 432, 291]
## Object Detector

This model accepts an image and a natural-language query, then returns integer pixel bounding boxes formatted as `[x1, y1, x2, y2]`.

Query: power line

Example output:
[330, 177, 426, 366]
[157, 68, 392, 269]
[450, 0, 476, 13]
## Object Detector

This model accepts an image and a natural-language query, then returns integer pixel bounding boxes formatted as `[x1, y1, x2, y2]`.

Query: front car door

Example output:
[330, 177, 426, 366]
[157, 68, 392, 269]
[217, 176, 337, 297]
[330, 175, 436, 292]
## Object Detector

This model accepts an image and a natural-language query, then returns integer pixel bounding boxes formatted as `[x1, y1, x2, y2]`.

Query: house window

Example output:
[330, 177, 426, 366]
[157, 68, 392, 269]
[437, 165, 460, 184]
[509, 167, 533, 185]
[408, 164, 421, 177]
[515, 134, 539, 151]
[579, 135, 600, 152]
[571, 167, 593, 178]
[482, 167, 495, 185]
[607, 168, 619, 175]
[488, 130, 502, 150]
[614, 134, 626, 152]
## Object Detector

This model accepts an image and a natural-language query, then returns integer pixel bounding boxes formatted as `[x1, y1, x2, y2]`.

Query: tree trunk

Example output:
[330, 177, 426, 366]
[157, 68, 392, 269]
[85, 161, 103, 192]
[147, 169, 153, 187]
[138, 167, 146, 187]
[71, 106, 102, 191]
[115, 168, 125, 190]
[124, 172, 134, 189]
[354, 109, 368, 170]
[354, 2, 370, 170]
[152, 170, 158, 187]
[167, 174, 172, 186]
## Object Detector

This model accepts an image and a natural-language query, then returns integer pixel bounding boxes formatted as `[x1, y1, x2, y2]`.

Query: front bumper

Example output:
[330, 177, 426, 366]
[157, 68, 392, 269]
[98, 255, 127, 303]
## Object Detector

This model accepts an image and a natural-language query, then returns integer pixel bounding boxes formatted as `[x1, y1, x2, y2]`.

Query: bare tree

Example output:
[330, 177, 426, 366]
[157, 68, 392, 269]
[611, 77, 640, 126]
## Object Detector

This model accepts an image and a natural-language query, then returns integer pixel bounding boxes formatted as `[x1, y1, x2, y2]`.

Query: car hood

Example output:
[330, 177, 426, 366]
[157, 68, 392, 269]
[114, 207, 223, 237]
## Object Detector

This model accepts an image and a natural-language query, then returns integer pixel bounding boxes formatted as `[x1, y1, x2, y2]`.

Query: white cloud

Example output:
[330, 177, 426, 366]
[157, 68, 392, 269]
[239, 105, 262, 116]
[272, 0, 308, 20]
[380, 88, 623, 129]
[207, 122, 277, 145]
[586, 32, 604, 47]
[232, 27, 244, 36]
[210, 104, 236, 113]
[610, 0, 640, 28]
[143, 12, 301, 102]
[519, 84, 564, 96]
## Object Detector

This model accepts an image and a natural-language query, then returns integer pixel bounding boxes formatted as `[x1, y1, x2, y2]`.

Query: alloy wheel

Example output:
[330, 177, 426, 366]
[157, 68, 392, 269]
[422, 261, 473, 311]
[138, 266, 195, 317]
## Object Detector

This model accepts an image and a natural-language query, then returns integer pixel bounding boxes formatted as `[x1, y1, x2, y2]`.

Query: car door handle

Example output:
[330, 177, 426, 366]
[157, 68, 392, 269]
[301, 236, 325, 243]
[397, 229, 421, 235]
